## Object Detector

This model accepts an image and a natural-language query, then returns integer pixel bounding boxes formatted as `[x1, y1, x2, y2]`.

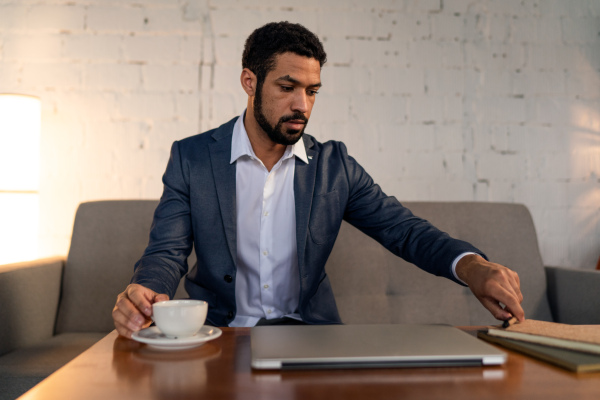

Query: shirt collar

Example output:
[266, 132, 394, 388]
[230, 111, 309, 165]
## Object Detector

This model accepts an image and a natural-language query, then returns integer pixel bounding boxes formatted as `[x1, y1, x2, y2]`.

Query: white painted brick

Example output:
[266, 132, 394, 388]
[212, 65, 242, 95]
[464, 42, 526, 70]
[439, 41, 464, 68]
[425, 68, 464, 95]
[312, 94, 349, 123]
[406, 124, 435, 152]
[476, 152, 526, 181]
[431, 14, 464, 42]
[86, 5, 145, 32]
[407, 95, 444, 124]
[537, 0, 591, 17]
[122, 35, 181, 62]
[536, 16, 563, 44]
[405, 0, 442, 14]
[430, 179, 475, 201]
[175, 93, 200, 123]
[434, 124, 464, 152]
[474, 96, 529, 123]
[561, 17, 600, 44]
[3, 33, 63, 60]
[21, 62, 82, 89]
[142, 64, 198, 92]
[378, 41, 410, 68]
[373, 67, 424, 95]
[528, 44, 580, 71]
[566, 68, 600, 99]
[84, 63, 142, 90]
[403, 153, 446, 179]
[321, 66, 371, 95]
[0, 63, 22, 91]
[143, 5, 201, 33]
[510, 70, 566, 96]
[180, 34, 202, 64]
[317, 10, 375, 39]
[23, 4, 85, 32]
[534, 97, 572, 125]
[320, 37, 352, 66]
[63, 33, 122, 60]
[213, 35, 242, 66]
[351, 94, 406, 123]
[464, 69, 511, 96]
[0, 4, 28, 30]
[115, 92, 176, 120]
[209, 9, 268, 39]
[407, 41, 445, 69]
[443, 95, 463, 122]
[463, 14, 510, 43]
[375, 14, 432, 42]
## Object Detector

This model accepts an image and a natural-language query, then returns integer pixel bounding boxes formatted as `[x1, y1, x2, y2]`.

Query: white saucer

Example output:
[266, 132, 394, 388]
[132, 325, 222, 351]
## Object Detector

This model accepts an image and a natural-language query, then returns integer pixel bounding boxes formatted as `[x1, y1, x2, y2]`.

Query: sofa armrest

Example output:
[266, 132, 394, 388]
[544, 265, 600, 324]
[0, 257, 65, 356]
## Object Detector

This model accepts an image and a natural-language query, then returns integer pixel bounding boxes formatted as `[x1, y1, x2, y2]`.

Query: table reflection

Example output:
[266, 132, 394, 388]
[112, 336, 222, 399]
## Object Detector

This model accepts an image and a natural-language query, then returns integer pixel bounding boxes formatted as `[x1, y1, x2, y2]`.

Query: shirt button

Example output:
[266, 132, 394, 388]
[224, 274, 233, 283]
[267, 309, 272, 314]
[263, 284, 269, 289]
[264, 211, 269, 217]
[227, 311, 234, 319]
[263, 251, 268, 256]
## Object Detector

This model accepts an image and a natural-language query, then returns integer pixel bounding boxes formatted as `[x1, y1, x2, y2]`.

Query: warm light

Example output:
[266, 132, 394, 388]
[0, 94, 41, 265]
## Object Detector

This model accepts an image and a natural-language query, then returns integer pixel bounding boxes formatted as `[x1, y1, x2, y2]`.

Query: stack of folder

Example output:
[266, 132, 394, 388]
[478, 319, 600, 372]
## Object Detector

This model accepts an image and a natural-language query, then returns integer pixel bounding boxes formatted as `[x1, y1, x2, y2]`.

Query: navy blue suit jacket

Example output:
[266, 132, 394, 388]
[132, 117, 483, 326]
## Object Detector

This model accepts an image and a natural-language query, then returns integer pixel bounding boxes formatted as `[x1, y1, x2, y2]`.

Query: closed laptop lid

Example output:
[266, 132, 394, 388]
[250, 324, 506, 370]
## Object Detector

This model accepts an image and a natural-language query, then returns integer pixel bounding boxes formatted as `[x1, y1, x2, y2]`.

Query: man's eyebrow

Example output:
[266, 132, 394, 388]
[276, 75, 322, 88]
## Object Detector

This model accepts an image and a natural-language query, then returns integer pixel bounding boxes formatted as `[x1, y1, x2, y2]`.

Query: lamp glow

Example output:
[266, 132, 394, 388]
[0, 94, 41, 265]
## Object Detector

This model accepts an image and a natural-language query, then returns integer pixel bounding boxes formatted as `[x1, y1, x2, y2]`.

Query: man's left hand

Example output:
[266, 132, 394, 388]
[455, 254, 525, 322]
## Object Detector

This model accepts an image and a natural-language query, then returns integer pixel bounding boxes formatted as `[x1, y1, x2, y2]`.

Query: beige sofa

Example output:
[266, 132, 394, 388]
[1, 200, 599, 400]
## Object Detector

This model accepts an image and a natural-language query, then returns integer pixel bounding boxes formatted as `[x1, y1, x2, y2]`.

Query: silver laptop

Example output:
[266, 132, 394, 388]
[251, 324, 506, 370]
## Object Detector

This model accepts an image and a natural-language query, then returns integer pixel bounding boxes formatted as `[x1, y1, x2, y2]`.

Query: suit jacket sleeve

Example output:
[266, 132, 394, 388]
[337, 142, 484, 285]
[130, 140, 193, 299]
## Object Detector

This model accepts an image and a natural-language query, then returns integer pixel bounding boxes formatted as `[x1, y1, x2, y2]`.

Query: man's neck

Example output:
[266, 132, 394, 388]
[243, 111, 287, 172]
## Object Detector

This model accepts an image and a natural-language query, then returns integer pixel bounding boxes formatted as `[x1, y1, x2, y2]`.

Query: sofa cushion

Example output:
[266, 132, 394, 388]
[0, 332, 105, 400]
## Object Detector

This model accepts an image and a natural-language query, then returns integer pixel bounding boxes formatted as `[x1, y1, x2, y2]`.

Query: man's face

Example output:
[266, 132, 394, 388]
[253, 52, 322, 146]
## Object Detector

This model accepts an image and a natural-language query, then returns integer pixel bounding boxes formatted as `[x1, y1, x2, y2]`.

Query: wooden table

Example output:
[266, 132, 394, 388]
[18, 327, 600, 400]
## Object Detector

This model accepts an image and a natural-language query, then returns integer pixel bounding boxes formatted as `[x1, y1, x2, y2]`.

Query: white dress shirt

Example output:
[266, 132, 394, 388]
[228, 112, 472, 326]
[229, 113, 308, 327]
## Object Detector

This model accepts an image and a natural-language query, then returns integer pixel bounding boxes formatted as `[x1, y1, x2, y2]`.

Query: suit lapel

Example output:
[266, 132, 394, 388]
[209, 118, 238, 267]
[294, 135, 318, 273]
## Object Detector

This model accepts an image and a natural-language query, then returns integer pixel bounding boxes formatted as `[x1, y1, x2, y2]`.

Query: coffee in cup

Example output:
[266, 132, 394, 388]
[152, 300, 208, 339]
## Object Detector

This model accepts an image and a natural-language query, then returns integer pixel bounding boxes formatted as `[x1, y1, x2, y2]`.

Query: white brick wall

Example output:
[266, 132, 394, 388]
[1, 0, 599, 271]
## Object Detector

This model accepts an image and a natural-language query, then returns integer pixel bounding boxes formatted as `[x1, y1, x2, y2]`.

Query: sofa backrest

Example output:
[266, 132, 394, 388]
[55, 200, 160, 333]
[56, 200, 552, 332]
[326, 202, 553, 326]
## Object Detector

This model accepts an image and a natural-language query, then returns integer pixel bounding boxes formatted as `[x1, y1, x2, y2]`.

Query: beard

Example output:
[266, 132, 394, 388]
[253, 82, 308, 146]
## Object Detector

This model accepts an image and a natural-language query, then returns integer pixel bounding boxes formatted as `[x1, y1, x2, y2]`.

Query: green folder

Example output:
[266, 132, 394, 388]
[478, 332, 600, 373]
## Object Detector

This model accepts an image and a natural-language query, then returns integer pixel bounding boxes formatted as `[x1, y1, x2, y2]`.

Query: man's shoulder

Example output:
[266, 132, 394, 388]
[302, 133, 349, 158]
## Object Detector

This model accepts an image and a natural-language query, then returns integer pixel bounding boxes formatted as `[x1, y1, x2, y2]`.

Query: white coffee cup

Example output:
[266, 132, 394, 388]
[152, 300, 208, 339]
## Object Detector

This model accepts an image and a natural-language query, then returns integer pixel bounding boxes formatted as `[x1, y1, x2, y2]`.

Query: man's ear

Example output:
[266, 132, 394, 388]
[240, 68, 257, 96]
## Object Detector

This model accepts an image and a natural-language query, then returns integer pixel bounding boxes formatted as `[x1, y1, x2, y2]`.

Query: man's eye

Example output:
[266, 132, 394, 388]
[281, 86, 293, 92]
[308, 90, 319, 96]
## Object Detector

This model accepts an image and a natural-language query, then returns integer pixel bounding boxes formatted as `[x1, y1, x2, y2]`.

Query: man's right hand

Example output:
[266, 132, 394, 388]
[112, 284, 169, 339]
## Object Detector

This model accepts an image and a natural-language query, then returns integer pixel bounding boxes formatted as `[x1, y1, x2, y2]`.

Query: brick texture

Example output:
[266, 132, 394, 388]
[0, 0, 599, 271]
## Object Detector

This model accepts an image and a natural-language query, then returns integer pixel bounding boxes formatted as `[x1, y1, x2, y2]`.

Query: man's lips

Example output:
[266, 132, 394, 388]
[285, 120, 306, 130]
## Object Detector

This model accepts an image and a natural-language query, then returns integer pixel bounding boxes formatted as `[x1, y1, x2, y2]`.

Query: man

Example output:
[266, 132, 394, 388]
[113, 22, 524, 338]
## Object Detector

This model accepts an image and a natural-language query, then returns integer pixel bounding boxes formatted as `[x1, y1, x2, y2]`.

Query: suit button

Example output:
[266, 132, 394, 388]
[224, 274, 233, 283]
[227, 311, 234, 319]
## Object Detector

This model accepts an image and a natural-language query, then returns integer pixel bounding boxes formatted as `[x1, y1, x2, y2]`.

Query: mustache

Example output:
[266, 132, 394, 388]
[280, 113, 308, 124]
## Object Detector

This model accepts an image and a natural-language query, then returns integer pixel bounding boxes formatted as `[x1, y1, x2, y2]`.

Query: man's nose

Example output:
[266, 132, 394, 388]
[291, 91, 309, 113]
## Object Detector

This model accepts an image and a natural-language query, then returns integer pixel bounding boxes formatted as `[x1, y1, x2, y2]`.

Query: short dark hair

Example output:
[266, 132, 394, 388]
[242, 21, 327, 84]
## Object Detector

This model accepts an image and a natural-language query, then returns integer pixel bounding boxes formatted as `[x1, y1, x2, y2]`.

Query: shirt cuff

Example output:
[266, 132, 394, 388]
[451, 252, 477, 285]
